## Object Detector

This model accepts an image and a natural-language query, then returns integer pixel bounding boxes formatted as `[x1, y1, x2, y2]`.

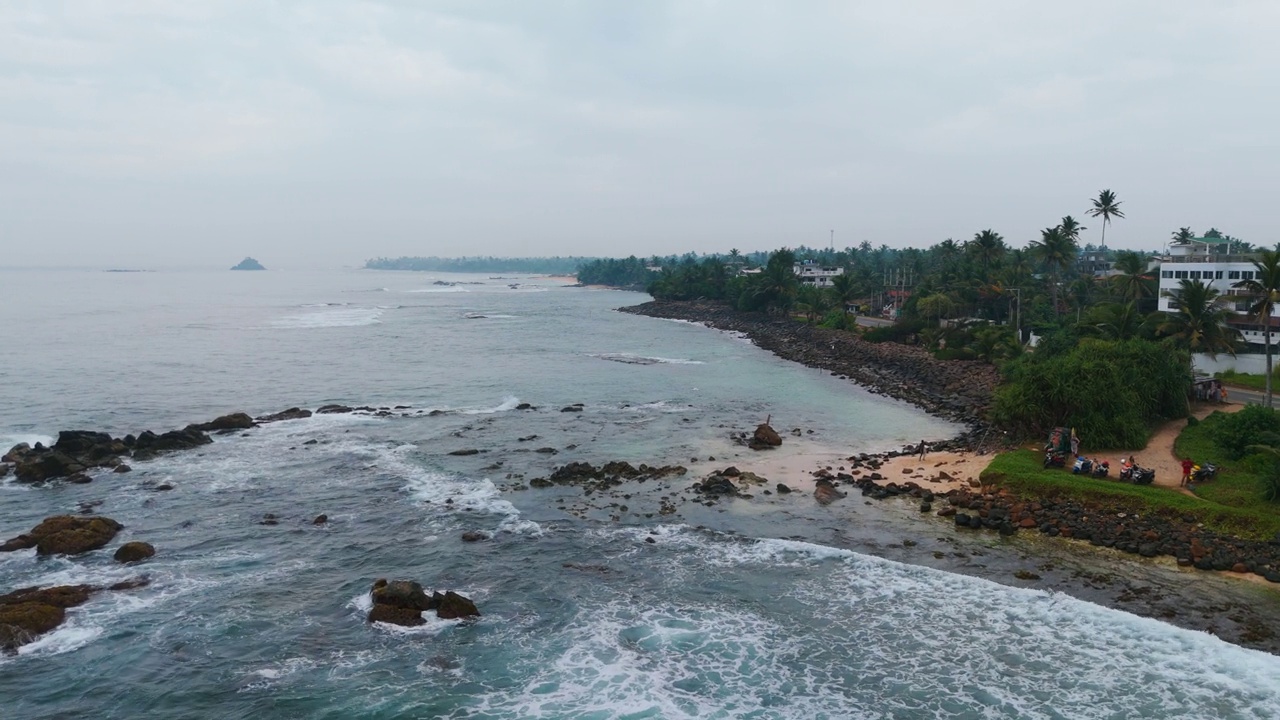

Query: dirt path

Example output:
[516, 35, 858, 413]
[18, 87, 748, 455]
[1092, 401, 1240, 494]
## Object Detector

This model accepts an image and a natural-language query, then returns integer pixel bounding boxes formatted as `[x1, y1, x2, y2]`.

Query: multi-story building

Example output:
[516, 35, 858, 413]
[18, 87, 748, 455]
[1157, 237, 1276, 347]
[793, 261, 844, 288]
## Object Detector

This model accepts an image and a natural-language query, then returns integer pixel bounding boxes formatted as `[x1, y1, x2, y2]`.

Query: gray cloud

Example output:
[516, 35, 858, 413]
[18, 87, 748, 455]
[3, 1, 1279, 267]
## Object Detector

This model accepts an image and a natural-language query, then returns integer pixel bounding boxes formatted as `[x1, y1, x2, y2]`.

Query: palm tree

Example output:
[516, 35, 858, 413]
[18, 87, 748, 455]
[966, 229, 1006, 275]
[1172, 227, 1194, 244]
[830, 273, 859, 317]
[753, 248, 798, 313]
[1059, 216, 1087, 244]
[1232, 248, 1280, 407]
[1157, 279, 1239, 376]
[1068, 276, 1095, 322]
[1087, 189, 1125, 248]
[1110, 250, 1155, 307]
[1080, 302, 1148, 341]
[1031, 226, 1078, 317]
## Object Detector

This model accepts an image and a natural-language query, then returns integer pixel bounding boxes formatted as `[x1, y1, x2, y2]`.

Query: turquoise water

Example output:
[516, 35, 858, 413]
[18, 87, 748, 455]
[1, 269, 1279, 719]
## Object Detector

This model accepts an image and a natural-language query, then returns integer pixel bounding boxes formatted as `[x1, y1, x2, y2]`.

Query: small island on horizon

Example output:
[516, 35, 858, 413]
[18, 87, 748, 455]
[231, 257, 266, 271]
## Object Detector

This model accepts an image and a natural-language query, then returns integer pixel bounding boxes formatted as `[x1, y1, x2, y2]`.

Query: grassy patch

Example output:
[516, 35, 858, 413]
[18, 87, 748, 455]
[1217, 369, 1278, 392]
[981, 449, 1280, 540]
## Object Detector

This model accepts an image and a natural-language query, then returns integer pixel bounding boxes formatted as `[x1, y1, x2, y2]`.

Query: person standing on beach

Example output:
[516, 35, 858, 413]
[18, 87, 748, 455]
[918, 440, 927, 461]
[1070, 429, 1080, 457]
[1181, 458, 1195, 487]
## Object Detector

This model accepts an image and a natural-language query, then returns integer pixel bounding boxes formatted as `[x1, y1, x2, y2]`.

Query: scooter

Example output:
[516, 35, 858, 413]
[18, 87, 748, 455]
[1091, 460, 1110, 478]
[1192, 463, 1218, 483]
[1132, 467, 1155, 485]
[1072, 456, 1093, 475]
[1044, 450, 1068, 469]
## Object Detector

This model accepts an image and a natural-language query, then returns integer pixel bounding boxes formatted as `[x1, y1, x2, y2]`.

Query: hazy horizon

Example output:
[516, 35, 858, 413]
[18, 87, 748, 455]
[4, 2, 1278, 268]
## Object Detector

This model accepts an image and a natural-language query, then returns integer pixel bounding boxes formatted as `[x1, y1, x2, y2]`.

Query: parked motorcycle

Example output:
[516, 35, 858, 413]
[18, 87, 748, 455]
[1132, 467, 1155, 485]
[1072, 456, 1093, 475]
[1091, 460, 1110, 478]
[1192, 462, 1218, 483]
[1044, 450, 1068, 468]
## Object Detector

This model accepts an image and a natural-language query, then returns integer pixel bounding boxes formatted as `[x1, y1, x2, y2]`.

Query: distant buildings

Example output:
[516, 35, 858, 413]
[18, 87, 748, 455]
[793, 261, 844, 288]
[1157, 238, 1276, 347]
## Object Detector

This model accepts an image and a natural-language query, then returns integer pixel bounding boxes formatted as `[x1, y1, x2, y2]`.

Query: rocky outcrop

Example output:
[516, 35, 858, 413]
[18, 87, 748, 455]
[750, 423, 782, 450]
[231, 257, 265, 270]
[257, 407, 313, 423]
[113, 541, 155, 563]
[0, 579, 149, 651]
[527, 461, 687, 494]
[367, 579, 480, 626]
[187, 413, 255, 432]
[813, 478, 845, 505]
[1, 515, 123, 555]
[619, 300, 1000, 430]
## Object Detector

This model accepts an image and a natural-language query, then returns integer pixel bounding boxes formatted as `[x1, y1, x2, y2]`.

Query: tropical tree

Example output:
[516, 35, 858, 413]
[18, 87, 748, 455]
[1088, 189, 1125, 248]
[966, 229, 1006, 274]
[1232, 248, 1280, 407]
[752, 249, 798, 313]
[1079, 302, 1149, 341]
[1110, 250, 1155, 307]
[1059, 216, 1087, 244]
[916, 292, 957, 326]
[1172, 227, 1194, 244]
[1031, 226, 1078, 317]
[830, 273, 859, 317]
[1157, 279, 1240, 375]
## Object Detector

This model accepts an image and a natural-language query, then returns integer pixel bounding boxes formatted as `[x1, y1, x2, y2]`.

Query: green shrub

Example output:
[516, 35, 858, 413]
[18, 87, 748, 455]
[1207, 404, 1280, 459]
[863, 319, 927, 344]
[991, 338, 1189, 448]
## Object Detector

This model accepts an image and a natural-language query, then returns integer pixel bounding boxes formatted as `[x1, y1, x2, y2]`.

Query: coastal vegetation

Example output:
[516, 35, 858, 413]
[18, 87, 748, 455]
[982, 450, 1280, 540]
[580, 189, 1280, 449]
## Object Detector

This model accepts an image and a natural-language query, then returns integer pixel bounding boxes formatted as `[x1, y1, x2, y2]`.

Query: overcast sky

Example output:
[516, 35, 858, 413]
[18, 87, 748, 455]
[3, 1, 1278, 268]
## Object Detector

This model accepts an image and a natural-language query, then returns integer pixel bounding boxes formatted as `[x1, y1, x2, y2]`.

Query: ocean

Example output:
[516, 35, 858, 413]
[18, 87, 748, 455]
[2, 268, 1279, 719]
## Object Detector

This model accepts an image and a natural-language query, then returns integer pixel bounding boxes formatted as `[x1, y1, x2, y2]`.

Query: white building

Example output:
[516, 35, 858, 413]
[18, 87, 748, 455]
[1157, 237, 1277, 346]
[794, 262, 844, 288]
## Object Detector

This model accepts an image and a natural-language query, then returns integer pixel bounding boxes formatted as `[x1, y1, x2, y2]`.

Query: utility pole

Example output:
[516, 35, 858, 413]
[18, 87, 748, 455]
[1010, 288, 1022, 344]
[830, 229, 834, 252]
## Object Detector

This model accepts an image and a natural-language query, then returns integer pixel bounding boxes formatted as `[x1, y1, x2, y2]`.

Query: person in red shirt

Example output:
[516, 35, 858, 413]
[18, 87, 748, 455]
[1181, 458, 1195, 487]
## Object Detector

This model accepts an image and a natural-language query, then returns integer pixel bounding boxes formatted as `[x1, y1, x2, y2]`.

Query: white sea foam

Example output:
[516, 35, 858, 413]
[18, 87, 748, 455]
[461, 396, 521, 415]
[347, 592, 472, 637]
[17, 625, 104, 656]
[365, 443, 543, 537]
[563, 525, 1280, 719]
[589, 353, 705, 366]
[0, 432, 54, 450]
[271, 307, 384, 328]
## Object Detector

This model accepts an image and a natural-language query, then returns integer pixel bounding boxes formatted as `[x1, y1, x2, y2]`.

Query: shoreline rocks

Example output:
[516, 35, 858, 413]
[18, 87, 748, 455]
[367, 579, 480, 626]
[0, 578, 150, 652]
[619, 300, 999, 436]
[1, 515, 123, 556]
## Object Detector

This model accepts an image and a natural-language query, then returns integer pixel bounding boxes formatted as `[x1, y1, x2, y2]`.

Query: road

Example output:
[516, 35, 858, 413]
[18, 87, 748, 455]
[1221, 386, 1270, 406]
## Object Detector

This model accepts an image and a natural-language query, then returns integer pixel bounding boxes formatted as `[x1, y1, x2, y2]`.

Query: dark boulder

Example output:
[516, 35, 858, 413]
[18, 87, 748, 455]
[316, 405, 354, 415]
[1, 515, 123, 556]
[14, 452, 87, 483]
[257, 407, 313, 423]
[461, 531, 487, 542]
[696, 475, 738, 496]
[188, 413, 255, 432]
[435, 590, 481, 620]
[113, 464, 132, 474]
[560, 404, 585, 413]
[52, 431, 114, 455]
[750, 423, 782, 450]
[448, 449, 481, 456]
[2, 443, 32, 464]
[313, 514, 328, 525]
[0, 584, 94, 651]
[814, 481, 844, 506]
[113, 541, 155, 563]
[775, 483, 792, 494]
[131, 428, 212, 460]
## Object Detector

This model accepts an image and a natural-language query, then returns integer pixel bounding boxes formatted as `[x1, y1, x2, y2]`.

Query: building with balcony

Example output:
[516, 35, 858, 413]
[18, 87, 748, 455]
[794, 261, 844, 288]
[1157, 238, 1276, 347]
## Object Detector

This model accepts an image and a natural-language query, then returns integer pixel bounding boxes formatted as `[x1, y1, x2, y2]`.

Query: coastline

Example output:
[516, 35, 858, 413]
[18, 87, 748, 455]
[619, 299, 1000, 442]
[613, 297, 1280, 653]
